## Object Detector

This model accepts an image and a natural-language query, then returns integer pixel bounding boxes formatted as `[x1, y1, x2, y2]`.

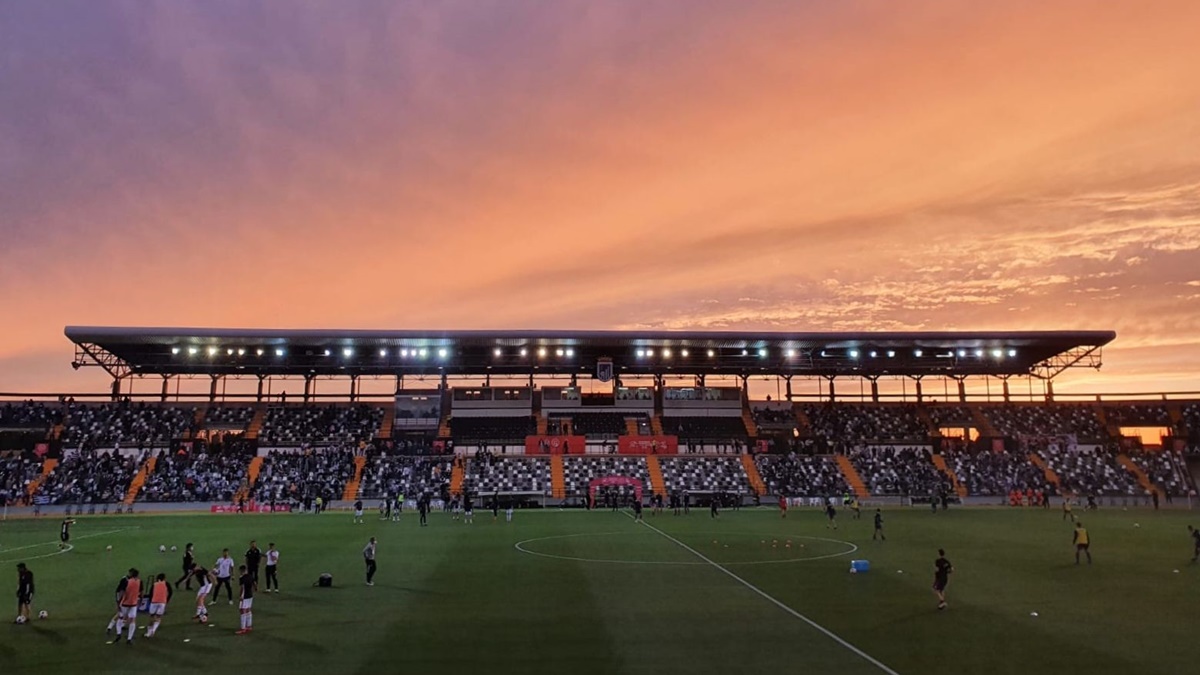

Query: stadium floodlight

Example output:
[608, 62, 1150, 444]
[227, 348, 235, 356]
[565, 348, 574, 357]
[379, 349, 387, 357]
[758, 348, 767, 358]
[974, 349, 984, 357]
[1008, 348, 1017, 357]
[662, 348, 671, 358]
[419, 348, 428, 358]
[556, 348, 564, 357]
[342, 348, 353, 357]
[681, 349, 689, 357]
[256, 348, 264, 356]
[886, 350, 895, 358]
[992, 349, 1003, 358]
[914, 349, 923, 357]
[208, 347, 218, 356]
[171, 347, 180, 355]
[324, 349, 331, 357]
[236, 348, 245, 356]
[520, 348, 528, 357]
[438, 348, 448, 359]
[275, 348, 285, 357]
[869, 351, 877, 358]
[636, 349, 644, 358]
[785, 349, 796, 358]
[494, 348, 502, 357]
[538, 347, 547, 357]
[187, 347, 198, 356]
[400, 349, 409, 357]
[957, 349, 966, 357]
[706, 349, 714, 357]
[849, 349, 859, 358]
[742, 349, 748, 356]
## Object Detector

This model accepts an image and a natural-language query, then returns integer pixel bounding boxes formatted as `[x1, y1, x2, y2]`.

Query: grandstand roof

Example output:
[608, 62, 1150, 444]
[65, 326, 1115, 381]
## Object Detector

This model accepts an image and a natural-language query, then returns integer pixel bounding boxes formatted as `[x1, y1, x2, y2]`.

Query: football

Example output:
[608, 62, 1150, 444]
[199, 614, 208, 624]
[159, 544, 167, 553]
[170, 545, 178, 552]
[105, 545, 113, 551]
[38, 610, 48, 620]
[15, 615, 27, 624]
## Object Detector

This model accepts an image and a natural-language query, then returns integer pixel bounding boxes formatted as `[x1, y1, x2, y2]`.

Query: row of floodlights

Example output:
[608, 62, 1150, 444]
[169, 346, 578, 359]
[633, 348, 1019, 359]
[170, 345, 1017, 360]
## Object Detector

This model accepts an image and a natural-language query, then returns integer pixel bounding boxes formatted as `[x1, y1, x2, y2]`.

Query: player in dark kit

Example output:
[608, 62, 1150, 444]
[825, 501, 838, 530]
[933, 549, 953, 610]
[632, 497, 643, 522]
[175, 543, 195, 590]
[418, 495, 429, 526]
[59, 517, 76, 550]
[244, 541, 263, 584]
[235, 565, 255, 635]
[1190, 525, 1200, 563]
[15, 563, 35, 624]
[873, 509, 886, 541]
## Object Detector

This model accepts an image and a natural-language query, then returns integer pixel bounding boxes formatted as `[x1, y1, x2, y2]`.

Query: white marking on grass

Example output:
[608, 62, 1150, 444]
[633, 516, 901, 675]
[515, 531, 856, 566]
[0, 528, 135, 563]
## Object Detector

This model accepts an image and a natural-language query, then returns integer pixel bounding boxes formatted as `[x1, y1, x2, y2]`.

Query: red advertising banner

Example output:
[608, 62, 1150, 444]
[210, 504, 292, 513]
[524, 435, 587, 455]
[617, 435, 679, 455]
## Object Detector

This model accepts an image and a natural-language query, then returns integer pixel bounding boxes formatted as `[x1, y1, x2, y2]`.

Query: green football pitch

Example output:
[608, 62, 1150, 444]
[1, 506, 1197, 675]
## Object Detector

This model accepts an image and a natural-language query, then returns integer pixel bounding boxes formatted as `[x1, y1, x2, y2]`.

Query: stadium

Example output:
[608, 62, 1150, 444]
[2, 325, 1198, 674]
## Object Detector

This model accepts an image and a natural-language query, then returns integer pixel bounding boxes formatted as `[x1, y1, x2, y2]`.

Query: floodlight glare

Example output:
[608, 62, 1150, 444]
[914, 349, 923, 357]
[208, 347, 217, 356]
[662, 348, 671, 358]
[786, 349, 796, 358]
[565, 348, 574, 357]
[494, 348, 502, 357]
[324, 349, 331, 356]
[275, 348, 285, 357]
[343, 348, 353, 357]
[849, 349, 859, 358]
[379, 349, 388, 357]
[886, 350, 895, 358]
[538, 347, 547, 357]
[758, 348, 767, 358]
[992, 349, 1003, 358]
[236, 348, 245, 356]
[869, 351, 877, 358]
[419, 349, 428, 358]
[520, 348, 528, 357]
[187, 347, 198, 356]
[1008, 349, 1017, 357]
[227, 348, 234, 356]
[556, 348, 564, 357]
[974, 349, 984, 357]
[706, 349, 714, 357]
[256, 348, 264, 356]
[438, 348, 448, 358]
[681, 349, 689, 357]
[171, 347, 180, 355]
[957, 349, 966, 357]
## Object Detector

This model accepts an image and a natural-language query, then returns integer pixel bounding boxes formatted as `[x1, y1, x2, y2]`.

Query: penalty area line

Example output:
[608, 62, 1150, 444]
[631, 514, 901, 675]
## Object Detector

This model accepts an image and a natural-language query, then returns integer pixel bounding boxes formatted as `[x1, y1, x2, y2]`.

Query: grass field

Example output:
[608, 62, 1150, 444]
[1, 505, 1198, 675]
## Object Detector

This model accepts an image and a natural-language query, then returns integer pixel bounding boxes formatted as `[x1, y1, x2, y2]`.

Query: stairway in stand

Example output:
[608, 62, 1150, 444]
[740, 454, 766, 496]
[741, 409, 758, 438]
[916, 407, 940, 437]
[551, 455, 566, 498]
[1028, 453, 1061, 490]
[245, 405, 266, 441]
[234, 456, 265, 503]
[123, 456, 157, 506]
[536, 415, 548, 435]
[650, 414, 664, 436]
[26, 458, 59, 500]
[625, 418, 640, 436]
[342, 456, 367, 501]
[645, 455, 666, 497]
[792, 405, 811, 435]
[931, 454, 968, 497]
[188, 406, 208, 440]
[834, 455, 870, 499]
[1117, 453, 1163, 499]
[449, 459, 465, 496]
[378, 405, 395, 441]
[970, 406, 999, 437]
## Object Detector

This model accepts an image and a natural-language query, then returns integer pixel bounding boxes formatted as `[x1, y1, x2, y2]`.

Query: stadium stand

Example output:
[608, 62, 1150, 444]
[202, 405, 256, 429]
[549, 413, 638, 438]
[658, 456, 751, 494]
[803, 404, 929, 445]
[251, 448, 356, 503]
[926, 405, 977, 429]
[358, 454, 453, 500]
[984, 404, 1104, 439]
[1034, 442, 1139, 496]
[61, 402, 196, 450]
[660, 416, 748, 441]
[1105, 403, 1171, 427]
[259, 405, 383, 446]
[466, 455, 551, 494]
[0, 452, 43, 505]
[562, 456, 650, 497]
[754, 453, 849, 497]
[1124, 450, 1190, 497]
[1178, 403, 1200, 440]
[0, 401, 62, 428]
[940, 447, 1051, 496]
[37, 450, 144, 504]
[139, 448, 250, 502]
[848, 446, 951, 496]
[449, 416, 536, 442]
[751, 406, 798, 428]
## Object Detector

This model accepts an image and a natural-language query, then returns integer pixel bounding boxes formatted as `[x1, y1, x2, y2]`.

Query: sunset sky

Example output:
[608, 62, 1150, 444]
[3, 0, 1200, 396]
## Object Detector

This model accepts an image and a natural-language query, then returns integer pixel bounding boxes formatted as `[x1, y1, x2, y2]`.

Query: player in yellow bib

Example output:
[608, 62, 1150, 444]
[1073, 522, 1091, 565]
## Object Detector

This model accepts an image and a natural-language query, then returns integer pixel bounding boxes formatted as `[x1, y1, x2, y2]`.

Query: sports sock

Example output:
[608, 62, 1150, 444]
[116, 619, 125, 635]
[240, 614, 247, 630]
[127, 622, 136, 640]
[107, 618, 116, 630]
[247, 612, 252, 628]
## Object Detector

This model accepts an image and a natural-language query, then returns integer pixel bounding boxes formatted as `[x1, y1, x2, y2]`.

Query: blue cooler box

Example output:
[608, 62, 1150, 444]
[850, 559, 870, 573]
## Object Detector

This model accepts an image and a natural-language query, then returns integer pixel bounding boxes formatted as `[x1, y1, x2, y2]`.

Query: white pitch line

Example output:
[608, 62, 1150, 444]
[0, 527, 136, 562]
[633, 515, 901, 675]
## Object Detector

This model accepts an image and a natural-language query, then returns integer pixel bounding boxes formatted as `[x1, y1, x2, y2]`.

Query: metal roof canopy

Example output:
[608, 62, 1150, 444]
[65, 326, 1115, 382]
